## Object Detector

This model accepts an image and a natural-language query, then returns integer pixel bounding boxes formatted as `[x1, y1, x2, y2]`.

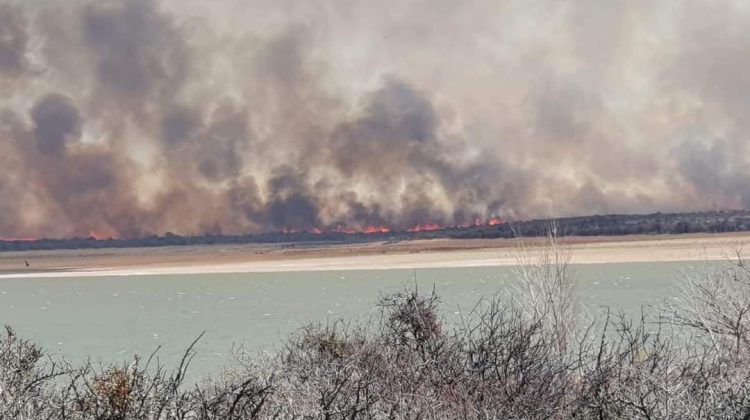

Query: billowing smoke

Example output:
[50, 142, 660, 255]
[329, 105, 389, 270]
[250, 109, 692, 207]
[0, 0, 748, 238]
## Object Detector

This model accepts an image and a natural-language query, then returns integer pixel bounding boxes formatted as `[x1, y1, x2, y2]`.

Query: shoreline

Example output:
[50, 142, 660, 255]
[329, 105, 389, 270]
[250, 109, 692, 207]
[0, 232, 748, 278]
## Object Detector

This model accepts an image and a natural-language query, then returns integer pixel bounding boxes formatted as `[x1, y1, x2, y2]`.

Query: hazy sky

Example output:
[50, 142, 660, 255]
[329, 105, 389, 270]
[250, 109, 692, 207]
[0, 0, 748, 238]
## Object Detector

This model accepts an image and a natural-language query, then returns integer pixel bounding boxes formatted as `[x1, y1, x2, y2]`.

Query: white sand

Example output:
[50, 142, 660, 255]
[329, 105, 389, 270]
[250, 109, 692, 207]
[1, 233, 747, 278]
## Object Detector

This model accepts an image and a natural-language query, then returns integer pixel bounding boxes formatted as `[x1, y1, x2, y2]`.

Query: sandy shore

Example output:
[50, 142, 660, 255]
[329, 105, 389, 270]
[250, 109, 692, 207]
[1, 232, 749, 278]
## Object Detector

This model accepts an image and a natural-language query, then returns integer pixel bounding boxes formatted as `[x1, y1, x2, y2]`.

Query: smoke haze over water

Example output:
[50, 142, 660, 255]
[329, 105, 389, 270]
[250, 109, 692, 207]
[0, 0, 749, 238]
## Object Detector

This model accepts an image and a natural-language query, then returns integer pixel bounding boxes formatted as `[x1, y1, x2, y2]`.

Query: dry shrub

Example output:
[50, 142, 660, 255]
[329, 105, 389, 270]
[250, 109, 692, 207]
[92, 367, 137, 414]
[0, 326, 64, 419]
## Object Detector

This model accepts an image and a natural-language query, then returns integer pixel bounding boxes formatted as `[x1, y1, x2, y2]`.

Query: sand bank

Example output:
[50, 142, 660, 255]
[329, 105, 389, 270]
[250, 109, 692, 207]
[0, 233, 748, 278]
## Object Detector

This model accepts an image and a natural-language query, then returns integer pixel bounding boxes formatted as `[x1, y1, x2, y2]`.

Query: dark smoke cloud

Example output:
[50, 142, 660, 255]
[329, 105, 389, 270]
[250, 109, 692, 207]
[31, 94, 81, 155]
[83, 0, 188, 108]
[331, 78, 439, 177]
[263, 166, 322, 230]
[0, 0, 748, 238]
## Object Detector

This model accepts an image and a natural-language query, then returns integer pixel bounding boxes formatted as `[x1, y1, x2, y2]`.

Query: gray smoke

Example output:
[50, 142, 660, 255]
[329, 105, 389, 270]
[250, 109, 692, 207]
[0, 4, 26, 77]
[31, 94, 81, 155]
[0, 0, 748, 238]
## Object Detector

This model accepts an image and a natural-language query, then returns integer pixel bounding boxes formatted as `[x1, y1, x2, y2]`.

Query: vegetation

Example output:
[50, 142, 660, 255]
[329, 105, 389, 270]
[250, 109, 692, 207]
[4, 209, 750, 252]
[450, 209, 750, 238]
[4, 239, 750, 418]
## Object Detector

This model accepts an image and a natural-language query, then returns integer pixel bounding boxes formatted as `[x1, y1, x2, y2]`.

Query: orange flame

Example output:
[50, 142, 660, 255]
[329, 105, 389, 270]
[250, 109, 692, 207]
[331, 225, 391, 234]
[407, 223, 442, 233]
[487, 217, 505, 226]
[0, 236, 37, 242]
[362, 225, 391, 234]
[333, 225, 357, 234]
[89, 230, 118, 240]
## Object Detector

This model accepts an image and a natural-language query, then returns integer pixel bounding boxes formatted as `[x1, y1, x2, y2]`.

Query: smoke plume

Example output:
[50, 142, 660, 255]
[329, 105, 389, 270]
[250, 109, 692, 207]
[0, 0, 748, 238]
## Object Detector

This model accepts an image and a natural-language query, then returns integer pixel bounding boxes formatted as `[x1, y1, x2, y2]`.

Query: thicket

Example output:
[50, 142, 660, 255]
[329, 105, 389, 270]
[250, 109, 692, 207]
[3, 238, 750, 418]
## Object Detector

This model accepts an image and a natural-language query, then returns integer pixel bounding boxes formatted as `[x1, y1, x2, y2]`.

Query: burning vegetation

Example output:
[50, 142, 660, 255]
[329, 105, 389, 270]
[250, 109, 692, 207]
[3, 210, 750, 252]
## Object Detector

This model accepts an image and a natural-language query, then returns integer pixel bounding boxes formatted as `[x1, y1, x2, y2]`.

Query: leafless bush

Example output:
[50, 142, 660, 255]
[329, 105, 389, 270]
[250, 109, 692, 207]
[378, 286, 442, 354]
[0, 325, 65, 419]
[513, 223, 577, 353]
[51, 334, 202, 419]
[190, 371, 274, 419]
[451, 298, 574, 418]
[0, 330, 275, 419]
[667, 258, 750, 352]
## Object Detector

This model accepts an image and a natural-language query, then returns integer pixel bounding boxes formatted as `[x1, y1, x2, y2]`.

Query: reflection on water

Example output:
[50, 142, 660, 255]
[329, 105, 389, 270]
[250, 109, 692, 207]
[0, 260, 729, 378]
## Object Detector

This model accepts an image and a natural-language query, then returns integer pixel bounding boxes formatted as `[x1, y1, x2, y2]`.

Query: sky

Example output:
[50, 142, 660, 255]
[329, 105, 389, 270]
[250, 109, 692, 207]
[0, 0, 749, 238]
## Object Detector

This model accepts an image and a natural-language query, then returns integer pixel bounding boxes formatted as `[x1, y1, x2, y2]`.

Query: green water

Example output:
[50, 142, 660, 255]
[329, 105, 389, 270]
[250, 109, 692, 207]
[0, 261, 727, 378]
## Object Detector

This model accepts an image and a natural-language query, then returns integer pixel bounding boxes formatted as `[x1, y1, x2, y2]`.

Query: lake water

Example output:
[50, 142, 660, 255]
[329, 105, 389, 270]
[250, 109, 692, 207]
[0, 260, 727, 379]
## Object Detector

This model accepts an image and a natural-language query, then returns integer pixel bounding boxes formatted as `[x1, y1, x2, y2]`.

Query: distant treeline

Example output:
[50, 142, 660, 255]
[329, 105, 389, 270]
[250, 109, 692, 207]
[449, 209, 750, 239]
[3, 209, 750, 252]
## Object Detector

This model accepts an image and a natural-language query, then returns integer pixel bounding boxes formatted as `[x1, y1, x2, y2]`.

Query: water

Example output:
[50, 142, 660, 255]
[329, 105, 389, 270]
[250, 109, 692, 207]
[0, 260, 727, 378]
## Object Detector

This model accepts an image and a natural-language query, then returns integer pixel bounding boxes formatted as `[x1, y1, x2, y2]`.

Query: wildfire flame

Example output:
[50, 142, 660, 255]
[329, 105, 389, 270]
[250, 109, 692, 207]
[362, 226, 391, 234]
[331, 225, 391, 234]
[0, 237, 37, 242]
[333, 225, 358, 234]
[3, 217, 505, 242]
[88, 230, 118, 240]
[407, 223, 442, 233]
[487, 217, 505, 226]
